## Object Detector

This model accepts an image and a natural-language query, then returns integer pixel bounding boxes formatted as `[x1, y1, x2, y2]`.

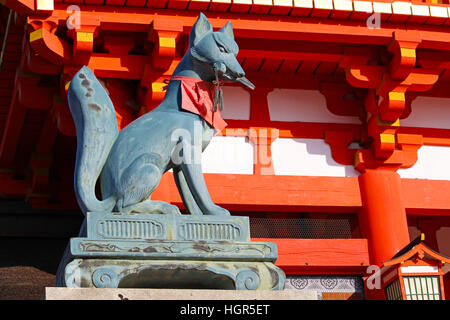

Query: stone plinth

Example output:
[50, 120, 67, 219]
[44, 288, 318, 300]
[61, 212, 285, 290]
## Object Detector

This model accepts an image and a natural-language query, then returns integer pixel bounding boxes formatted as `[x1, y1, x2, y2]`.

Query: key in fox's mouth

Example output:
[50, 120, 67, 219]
[220, 73, 255, 90]
[236, 77, 255, 90]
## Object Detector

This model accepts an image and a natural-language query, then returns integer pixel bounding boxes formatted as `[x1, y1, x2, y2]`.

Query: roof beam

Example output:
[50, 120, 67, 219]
[28, 5, 450, 51]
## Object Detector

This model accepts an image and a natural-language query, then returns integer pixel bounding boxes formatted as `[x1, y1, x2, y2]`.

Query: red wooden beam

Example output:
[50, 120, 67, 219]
[403, 179, 450, 216]
[252, 238, 370, 273]
[150, 171, 450, 216]
[239, 48, 343, 63]
[152, 172, 363, 212]
[33, 5, 450, 50]
[87, 54, 148, 79]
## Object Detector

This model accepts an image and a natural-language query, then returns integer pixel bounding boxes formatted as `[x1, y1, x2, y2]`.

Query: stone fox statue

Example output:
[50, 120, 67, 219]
[68, 13, 254, 217]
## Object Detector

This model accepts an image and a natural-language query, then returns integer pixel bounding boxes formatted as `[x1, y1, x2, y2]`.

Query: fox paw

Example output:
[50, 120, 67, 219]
[123, 200, 181, 215]
[161, 203, 181, 215]
[204, 205, 230, 216]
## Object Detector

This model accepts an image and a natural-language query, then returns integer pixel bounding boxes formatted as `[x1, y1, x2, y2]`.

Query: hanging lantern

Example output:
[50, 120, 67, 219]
[378, 234, 449, 300]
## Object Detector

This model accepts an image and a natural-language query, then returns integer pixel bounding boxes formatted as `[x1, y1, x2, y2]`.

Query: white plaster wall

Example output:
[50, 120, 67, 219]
[271, 138, 359, 177]
[398, 145, 450, 180]
[267, 89, 360, 124]
[402, 96, 450, 129]
[220, 86, 251, 120]
[201, 136, 254, 174]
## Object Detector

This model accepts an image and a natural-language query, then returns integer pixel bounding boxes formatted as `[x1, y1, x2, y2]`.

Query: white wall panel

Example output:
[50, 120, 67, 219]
[402, 96, 450, 129]
[202, 136, 254, 174]
[400, 266, 439, 274]
[267, 89, 360, 124]
[398, 145, 450, 180]
[271, 138, 359, 177]
[220, 86, 251, 120]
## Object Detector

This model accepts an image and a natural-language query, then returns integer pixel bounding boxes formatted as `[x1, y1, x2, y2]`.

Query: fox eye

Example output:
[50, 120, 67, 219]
[219, 46, 226, 53]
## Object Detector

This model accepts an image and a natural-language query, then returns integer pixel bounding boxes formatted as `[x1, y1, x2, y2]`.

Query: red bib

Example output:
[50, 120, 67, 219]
[171, 76, 227, 131]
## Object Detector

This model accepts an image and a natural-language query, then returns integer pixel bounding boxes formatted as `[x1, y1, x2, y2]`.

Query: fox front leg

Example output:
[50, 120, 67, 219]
[173, 168, 202, 215]
[179, 161, 230, 216]
[174, 137, 229, 216]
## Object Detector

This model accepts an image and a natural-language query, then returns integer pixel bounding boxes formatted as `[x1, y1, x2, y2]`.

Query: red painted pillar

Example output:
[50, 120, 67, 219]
[358, 169, 410, 265]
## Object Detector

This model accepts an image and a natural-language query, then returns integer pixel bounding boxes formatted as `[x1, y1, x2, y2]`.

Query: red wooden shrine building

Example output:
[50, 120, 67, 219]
[0, 0, 450, 300]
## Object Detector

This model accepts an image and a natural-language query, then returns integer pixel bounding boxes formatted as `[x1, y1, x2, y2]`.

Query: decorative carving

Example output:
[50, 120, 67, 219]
[63, 259, 285, 290]
[285, 275, 364, 294]
[74, 239, 275, 260]
[236, 270, 260, 290]
[96, 219, 164, 239]
[92, 267, 119, 288]
[179, 222, 240, 241]
[64, 260, 82, 288]
[79, 242, 119, 252]
[290, 278, 308, 290]
[320, 277, 338, 289]
[86, 213, 250, 242]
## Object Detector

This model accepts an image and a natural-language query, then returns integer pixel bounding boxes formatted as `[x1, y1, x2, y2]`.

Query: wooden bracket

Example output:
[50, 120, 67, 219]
[66, 18, 100, 65]
[325, 131, 361, 166]
[388, 31, 421, 81]
[338, 33, 440, 166]
[376, 69, 440, 122]
[367, 114, 399, 159]
[21, 41, 61, 75]
[149, 18, 183, 72]
[319, 82, 365, 117]
[29, 26, 72, 65]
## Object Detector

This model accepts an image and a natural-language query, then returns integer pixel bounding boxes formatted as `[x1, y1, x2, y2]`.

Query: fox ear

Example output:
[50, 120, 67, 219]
[190, 13, 213, 46]
[219, 21, 234, 40]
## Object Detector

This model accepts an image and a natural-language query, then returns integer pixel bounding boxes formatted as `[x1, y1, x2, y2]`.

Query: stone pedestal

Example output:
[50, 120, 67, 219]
[44, 288, 318, 300]
[62, 212, 285, 290]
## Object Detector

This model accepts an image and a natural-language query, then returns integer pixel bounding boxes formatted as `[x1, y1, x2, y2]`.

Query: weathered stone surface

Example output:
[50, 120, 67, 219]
[85, 212, 251, 242]
[44, 287, 318, 300]
[57, 15, 282, 291]
[62, 213, 285, 290]
[65, 258, 285, 290]
[71, 239, 277, 261]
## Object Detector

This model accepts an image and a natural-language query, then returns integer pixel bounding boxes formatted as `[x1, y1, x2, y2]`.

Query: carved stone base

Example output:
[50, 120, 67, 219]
[61, 212, 286, 290]
[65, 258, 284, 290]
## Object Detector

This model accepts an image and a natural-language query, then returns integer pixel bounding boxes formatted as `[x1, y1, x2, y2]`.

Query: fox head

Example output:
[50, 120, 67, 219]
[188, 13, 254, 89]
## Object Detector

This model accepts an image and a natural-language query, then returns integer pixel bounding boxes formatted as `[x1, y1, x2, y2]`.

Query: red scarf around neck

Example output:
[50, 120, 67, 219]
[171, 76, 227, 131]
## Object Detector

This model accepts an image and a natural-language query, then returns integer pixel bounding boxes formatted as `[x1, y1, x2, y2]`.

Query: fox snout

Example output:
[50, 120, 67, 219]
[213, 61, 244, 79]
[217, 60, 255, 90]
[213, 59, 254, 90]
